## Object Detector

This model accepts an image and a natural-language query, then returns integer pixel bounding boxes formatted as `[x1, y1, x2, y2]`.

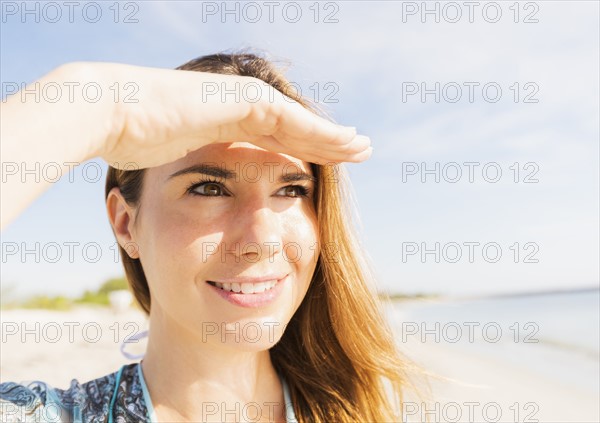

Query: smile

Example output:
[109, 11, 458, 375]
[206, 280, 278, 294]
[205, 274, 289, 308]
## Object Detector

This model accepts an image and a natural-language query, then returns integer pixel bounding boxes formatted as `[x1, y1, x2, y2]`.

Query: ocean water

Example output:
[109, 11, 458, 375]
[386, 289, 600, 393]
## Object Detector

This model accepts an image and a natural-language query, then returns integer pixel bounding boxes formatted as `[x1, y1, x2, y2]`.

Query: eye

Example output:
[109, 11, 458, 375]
[187, 180, 228, 197]
[277, 185, 310, 198]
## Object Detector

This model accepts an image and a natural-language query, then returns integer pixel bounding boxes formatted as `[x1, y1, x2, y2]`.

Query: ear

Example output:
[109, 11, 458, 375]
[106, 187, 140, 259]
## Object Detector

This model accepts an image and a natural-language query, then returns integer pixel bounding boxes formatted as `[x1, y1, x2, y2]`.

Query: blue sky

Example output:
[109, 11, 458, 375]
[1, 1, 598, 299]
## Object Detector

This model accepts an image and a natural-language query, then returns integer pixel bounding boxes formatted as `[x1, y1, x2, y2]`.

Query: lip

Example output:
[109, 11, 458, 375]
[206, 274, 289, 308]
[207, 273, 288, 284]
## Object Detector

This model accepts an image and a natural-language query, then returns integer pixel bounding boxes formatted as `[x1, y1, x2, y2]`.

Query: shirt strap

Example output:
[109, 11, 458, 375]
[108, 366, 125, 423]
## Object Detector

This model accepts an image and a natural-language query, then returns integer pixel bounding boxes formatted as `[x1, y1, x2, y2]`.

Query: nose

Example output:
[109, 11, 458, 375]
[225, 202, 283, 263]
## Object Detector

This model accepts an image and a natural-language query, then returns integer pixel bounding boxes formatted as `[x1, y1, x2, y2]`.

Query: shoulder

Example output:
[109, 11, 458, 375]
[0, 365, 133, 422]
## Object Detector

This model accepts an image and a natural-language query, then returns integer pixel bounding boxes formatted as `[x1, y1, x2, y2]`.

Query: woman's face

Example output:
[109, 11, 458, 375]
[127, 142, 319, 351]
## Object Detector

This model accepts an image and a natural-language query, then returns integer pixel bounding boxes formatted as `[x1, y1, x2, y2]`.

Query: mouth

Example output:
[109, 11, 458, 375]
[205, 274, 289, 308]
[206, 280, 279, 294]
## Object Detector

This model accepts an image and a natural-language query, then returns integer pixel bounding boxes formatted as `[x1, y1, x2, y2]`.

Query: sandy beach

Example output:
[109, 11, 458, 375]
[1, 307, 149, 387]
[1, 301, 598, 423]
[399, 336, 598, 422]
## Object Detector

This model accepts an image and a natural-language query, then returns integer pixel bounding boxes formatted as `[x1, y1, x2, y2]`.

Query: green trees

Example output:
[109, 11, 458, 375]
[3, 277, 130, 309]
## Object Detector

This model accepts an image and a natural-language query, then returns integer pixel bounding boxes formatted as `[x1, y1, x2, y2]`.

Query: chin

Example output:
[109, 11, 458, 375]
[201, 317, 287, 351]
[222, 329, 285, 352]
[226, 339, 282, 353]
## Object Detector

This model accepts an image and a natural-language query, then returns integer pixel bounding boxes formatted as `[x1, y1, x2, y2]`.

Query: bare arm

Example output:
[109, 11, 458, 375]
[1, 63, 115, 230]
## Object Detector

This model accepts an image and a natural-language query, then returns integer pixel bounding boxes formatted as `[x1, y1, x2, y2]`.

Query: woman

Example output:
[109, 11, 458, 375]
[1, 53, 412, 422]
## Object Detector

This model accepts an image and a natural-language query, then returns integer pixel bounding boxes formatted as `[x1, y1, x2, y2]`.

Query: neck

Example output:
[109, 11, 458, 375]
[140, 310, 286, 423]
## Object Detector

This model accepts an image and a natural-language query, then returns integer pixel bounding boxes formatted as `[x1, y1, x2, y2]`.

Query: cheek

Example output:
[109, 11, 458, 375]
[145, 198, 226, 249]
[282, 206, 320, 288]
[283, 216, 318, 259]
[135, 206, 211, 292]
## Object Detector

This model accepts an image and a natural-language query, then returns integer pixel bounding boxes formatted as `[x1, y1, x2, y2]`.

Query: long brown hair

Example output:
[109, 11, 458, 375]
[106, 52, 417, 422]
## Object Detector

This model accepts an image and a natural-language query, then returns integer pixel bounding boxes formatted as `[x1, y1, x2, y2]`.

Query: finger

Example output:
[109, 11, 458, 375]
[305, 134, 372, 155]
[279, 133, 372, 161]
[342, 146, 374, 163]
[309, 145, 373, 164]
[253, 134, 373, 165]
[247, 84, 358, 147]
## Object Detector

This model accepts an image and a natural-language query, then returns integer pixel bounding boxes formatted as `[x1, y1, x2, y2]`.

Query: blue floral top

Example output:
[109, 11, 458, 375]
[0, 363, 298, 422]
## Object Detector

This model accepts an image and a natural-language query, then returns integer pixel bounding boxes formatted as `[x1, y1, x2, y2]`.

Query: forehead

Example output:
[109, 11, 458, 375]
[153, 142, 311, 178]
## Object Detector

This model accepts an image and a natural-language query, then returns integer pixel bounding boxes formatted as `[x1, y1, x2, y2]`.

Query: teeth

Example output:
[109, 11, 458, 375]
[214, 280, 277, 294]
[255, 282, 270, 293]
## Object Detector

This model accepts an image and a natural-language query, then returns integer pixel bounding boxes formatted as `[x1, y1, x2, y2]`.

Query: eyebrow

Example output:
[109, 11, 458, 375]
[167, 164, 316, 184]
